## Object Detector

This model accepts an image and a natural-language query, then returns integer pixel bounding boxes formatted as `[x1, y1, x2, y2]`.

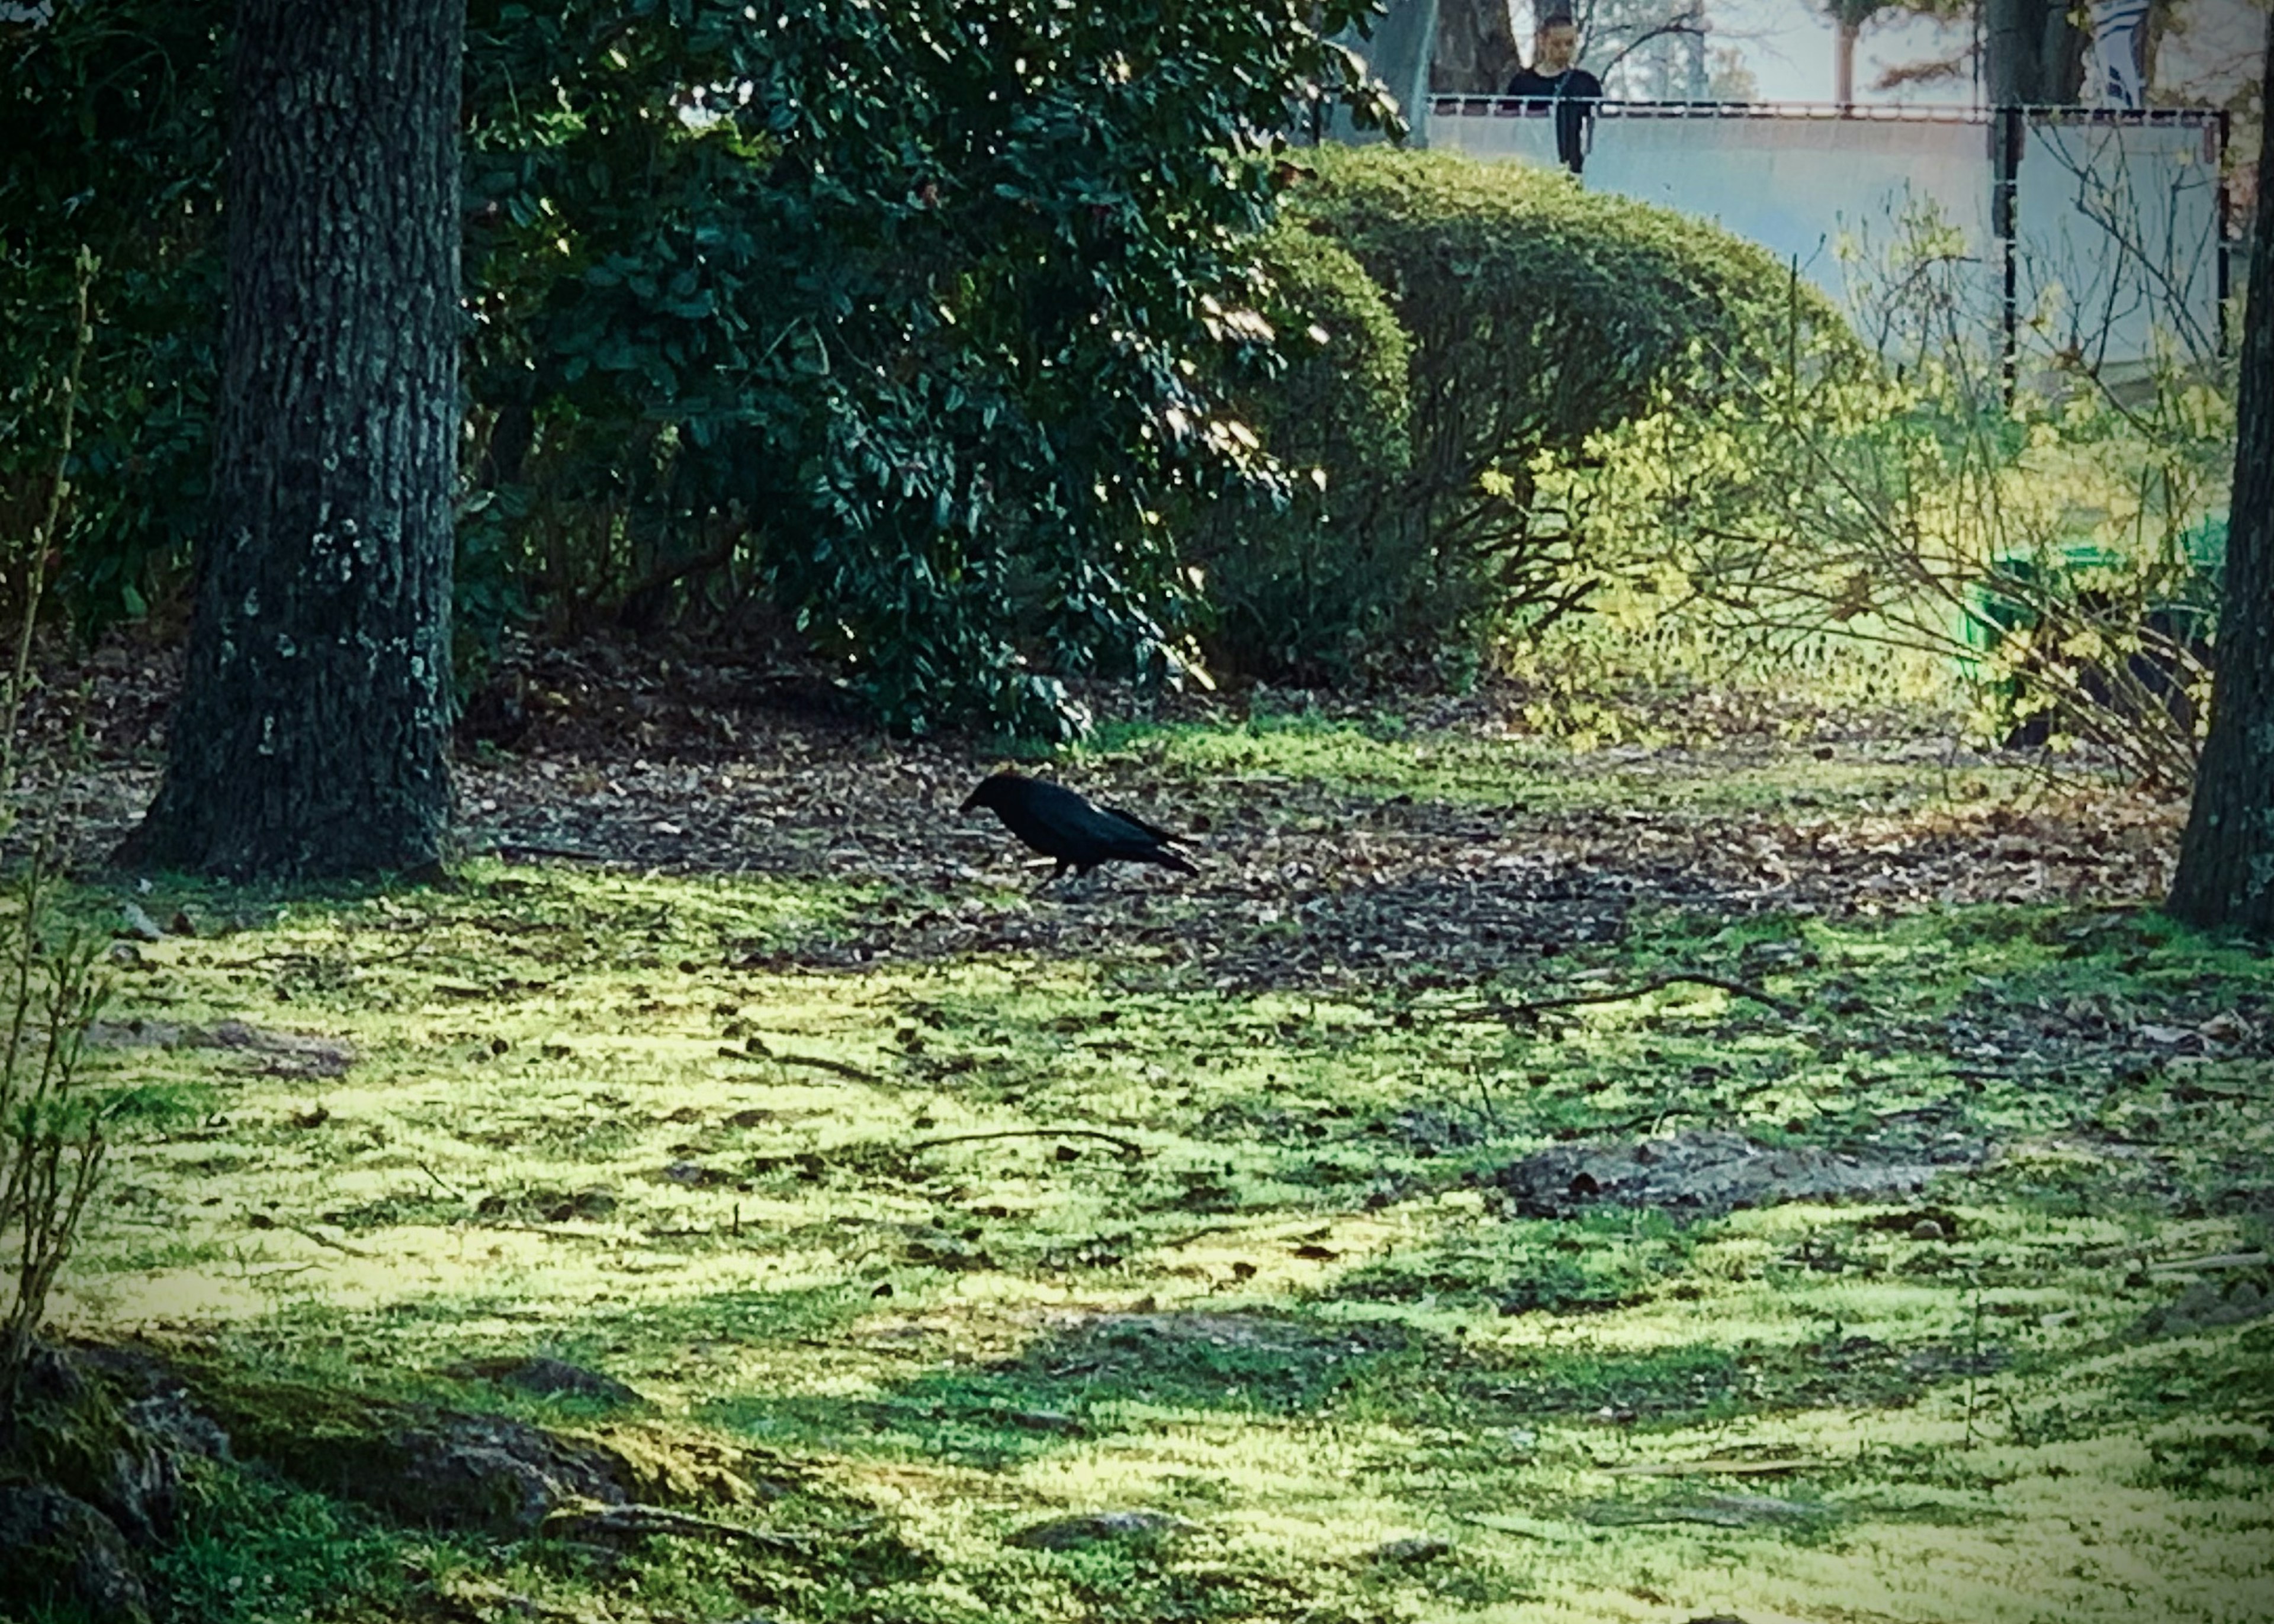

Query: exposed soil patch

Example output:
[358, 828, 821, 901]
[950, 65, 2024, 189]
[24, 638, 2183, 977]
[1494, 1128, 1988, 1220]
[86, 1018, 357, 1078]
[1001, 1308, 1414, 1412]
[22, 628, 2183, 887]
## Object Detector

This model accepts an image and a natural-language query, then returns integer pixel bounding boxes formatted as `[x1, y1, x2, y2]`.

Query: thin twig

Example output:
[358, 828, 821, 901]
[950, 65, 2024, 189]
[2148, 1251, 2269, 1274]
[478, 1221, 616, 1244]
[1579, 1072, 1802, 1139]
[283, 1223, 374, 1258]
[415, 1159, 466, 1199]
[2, 247, 94, 808]
[1161, 1221, 1248, 1249]
[1451, 973, 1801, 1024]
[543, 1502, 819, 1552]
[1451, 1511, 1581, 1542]
[720, 1035, 888, 1086]
[492, 840, 616, 865]
[910, 1128, 1146, 1160]
[745, 1047, 884, 1086]
[1597, 1456, 1821, 1477]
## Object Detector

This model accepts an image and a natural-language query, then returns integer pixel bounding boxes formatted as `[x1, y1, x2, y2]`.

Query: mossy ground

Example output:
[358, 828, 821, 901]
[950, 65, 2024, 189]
[27, 686, 2274, 1624]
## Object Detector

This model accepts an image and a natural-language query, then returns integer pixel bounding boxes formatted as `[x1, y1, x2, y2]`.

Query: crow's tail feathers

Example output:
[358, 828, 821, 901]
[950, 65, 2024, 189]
[1148, 848, 1200, 877]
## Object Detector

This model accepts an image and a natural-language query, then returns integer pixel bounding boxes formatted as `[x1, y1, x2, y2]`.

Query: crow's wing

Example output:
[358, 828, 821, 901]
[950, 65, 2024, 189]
[991, 780, 1107, 861]
[1096, 802, 1182, 846]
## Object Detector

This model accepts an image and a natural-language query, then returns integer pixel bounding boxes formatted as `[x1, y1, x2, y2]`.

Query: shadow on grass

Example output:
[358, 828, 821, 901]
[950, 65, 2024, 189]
[686, 1296, 1997, 1471]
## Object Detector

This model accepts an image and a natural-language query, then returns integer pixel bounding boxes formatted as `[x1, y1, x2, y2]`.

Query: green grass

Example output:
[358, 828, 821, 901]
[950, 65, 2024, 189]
[1083, 706, 2008, 815]
[146, 1464, 426, 1624]
[29, 722, 2274, 1624]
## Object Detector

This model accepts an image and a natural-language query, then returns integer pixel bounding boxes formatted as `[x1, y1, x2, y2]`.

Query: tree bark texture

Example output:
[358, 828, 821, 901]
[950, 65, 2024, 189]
[2167, 25, 2274, 933]
[1431, 0, 1523, 94]
[124, 0, 462, 879]
[2134, 0, 2173, 98]
[1983, 0, 2086, 104]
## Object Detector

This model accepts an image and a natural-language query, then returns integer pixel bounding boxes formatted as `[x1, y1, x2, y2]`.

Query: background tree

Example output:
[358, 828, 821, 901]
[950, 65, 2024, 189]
[2166, 22, 2274, 931]
[1819, 0, 1893, 107]
[1984, 0, 2086, 102]
[1553, 0, 1714, 96]
[1870, 1, 2260, 106]
[118, 0, 462, 878]
[1706, 42, 1758, 99]
[1817, 0, 1974, 104]
[1431, 0, 1525, 94]
[1429, 0, 1719, 97]
[1601, 1, 1710, 98]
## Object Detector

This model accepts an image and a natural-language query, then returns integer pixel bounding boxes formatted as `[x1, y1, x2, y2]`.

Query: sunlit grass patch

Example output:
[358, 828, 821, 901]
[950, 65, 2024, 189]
[32, 709, 2274, 1623]
[1085, 707, 2028, 820]
[1087, 710, 1558, 807]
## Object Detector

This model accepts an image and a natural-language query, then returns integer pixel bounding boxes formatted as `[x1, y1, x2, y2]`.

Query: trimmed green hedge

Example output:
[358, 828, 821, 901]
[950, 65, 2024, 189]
[1189, 220, 1417, 681]
[1195, 144, 1853, 682]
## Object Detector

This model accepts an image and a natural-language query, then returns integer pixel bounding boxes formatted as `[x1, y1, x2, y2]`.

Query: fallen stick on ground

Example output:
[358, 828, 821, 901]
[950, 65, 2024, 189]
[2148, 1250, 2270, 1272]
[1598, 1457, 1822, 1477]
[544, 1503, 817, 1551]
[1451, 973, 1803, 1023]
[742, 1044, 884, 1086]
[910, 1127, 1146, 1160]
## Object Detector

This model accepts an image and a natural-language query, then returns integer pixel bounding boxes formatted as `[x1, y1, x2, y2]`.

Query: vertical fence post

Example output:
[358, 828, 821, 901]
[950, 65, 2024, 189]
[2217, 108, 2234, 357]
[1993, 104, 2022, 403]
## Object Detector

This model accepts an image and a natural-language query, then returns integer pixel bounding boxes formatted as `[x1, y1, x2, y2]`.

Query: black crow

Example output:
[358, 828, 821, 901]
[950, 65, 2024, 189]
[959, 771, 1198, 882]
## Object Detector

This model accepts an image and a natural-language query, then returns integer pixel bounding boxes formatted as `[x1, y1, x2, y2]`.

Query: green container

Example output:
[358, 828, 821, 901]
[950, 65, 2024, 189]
[1955, 515, 2224, 745]
[1958, 514, 2225, 676]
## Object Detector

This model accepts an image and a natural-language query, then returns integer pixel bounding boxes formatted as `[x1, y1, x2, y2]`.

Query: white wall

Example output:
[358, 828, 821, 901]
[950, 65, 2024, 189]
[1425, 101, 2226, 368]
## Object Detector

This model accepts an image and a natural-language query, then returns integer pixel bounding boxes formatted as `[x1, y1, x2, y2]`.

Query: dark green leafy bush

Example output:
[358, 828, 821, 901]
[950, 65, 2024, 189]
[461, 0, 1397, 737]
[5, 0, 1393, 737]
[0, 4, 226, 630]
[1188, 221, 1417, 682]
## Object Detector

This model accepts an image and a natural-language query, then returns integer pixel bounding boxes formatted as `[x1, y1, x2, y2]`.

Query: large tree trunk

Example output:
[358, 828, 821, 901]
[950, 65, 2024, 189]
[1984, 0, 2086, 104]
[120, 0, 462, 880]
[1431, 0, 1522, 94]
[2167, 25, 2274, 933]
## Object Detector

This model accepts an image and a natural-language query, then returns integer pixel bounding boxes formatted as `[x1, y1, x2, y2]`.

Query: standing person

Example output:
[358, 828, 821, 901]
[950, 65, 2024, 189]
[1504, 8, 1603, 176]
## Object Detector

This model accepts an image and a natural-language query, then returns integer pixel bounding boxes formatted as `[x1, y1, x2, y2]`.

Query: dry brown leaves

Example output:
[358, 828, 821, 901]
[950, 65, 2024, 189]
[14, 633, 2188, 994]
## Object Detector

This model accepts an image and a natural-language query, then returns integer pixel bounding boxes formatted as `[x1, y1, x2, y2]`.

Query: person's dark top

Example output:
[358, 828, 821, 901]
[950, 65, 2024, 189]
[1502, 65, 1603, 175]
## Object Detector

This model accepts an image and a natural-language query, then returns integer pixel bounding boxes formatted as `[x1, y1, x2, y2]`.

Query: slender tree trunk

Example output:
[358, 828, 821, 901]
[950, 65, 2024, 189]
[1984, 0, 2086, 104]
[1835, 19, 1857, 108]
[2037, 1, 2087, 101]
[120, 0, 462, 880]
[2135, 0, 2174, 98]
[2167, 25, 2274, 933]
[1986, 0, 2028, 102]
[1431, 0, 1523, 93]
